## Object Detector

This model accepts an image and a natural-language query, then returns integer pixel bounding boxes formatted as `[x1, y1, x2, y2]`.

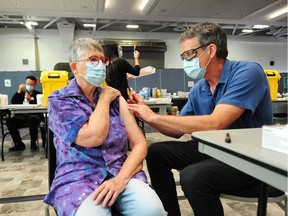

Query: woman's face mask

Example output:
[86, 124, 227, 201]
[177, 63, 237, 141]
[78, 61, 106, 87]
[183, 46, 210, 80]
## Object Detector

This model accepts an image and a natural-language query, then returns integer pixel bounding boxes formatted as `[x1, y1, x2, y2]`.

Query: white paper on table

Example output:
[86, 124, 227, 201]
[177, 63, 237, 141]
[127, 66, 156, 79]
[262, 124, 288, 154]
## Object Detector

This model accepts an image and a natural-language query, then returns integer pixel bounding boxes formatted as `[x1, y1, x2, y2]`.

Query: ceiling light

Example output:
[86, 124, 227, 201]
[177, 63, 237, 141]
[269, 6, 288, 19]
[253, 25, 269, 29]
[127, 24, 139, 29]
[242, 29, 253, 33]
[141, 0, 158, 15]
[139, 0, 149, 11]
[83, 24, 96, 27]
[27, 21, 38, 26]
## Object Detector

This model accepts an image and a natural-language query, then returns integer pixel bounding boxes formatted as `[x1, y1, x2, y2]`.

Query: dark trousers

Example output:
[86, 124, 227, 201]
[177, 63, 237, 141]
[146, 140, 259, 216]
[7, 114, 43, 147]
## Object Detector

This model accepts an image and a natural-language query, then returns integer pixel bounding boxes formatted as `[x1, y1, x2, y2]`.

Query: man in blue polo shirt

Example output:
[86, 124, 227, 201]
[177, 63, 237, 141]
[128, 22, 272, 216]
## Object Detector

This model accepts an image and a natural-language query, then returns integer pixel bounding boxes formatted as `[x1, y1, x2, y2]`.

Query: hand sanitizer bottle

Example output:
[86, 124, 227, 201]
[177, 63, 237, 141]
[23, 97, 29, 105]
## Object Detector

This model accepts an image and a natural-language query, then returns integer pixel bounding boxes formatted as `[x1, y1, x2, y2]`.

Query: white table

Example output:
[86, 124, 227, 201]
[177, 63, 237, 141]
[6, 104, 47, 115]
[192, 128, 287, 216]
[146, 103, 172, 115]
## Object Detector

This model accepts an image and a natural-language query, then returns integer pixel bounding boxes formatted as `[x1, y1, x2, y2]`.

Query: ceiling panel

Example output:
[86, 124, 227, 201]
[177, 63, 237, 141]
[151, 0, 280, 19]
[0, 0, 286, 38]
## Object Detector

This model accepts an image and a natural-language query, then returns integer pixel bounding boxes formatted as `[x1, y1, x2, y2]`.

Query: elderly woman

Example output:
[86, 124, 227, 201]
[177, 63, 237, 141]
[43, 38, 166, 216]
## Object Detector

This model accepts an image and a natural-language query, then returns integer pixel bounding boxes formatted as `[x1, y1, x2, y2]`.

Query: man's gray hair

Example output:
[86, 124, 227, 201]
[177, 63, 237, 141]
[180, 22, 228, 59]
[68, 38, 103, 63]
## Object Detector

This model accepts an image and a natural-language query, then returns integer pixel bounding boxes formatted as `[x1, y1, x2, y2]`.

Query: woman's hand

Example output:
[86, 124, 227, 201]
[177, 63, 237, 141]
[133, 50, 140, 59]
[92, 177, 126, 208]
[99, 86, 121, 103]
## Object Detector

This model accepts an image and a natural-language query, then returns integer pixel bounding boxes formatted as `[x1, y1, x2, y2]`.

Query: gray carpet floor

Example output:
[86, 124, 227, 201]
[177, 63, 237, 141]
[0, 127, 285, 216]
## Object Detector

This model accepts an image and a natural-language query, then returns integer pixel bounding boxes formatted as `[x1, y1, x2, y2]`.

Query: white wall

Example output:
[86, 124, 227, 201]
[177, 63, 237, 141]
[227, 41, 287, 71]
[0, 29, 287, 72]
[38, 38, 69, 70]
[164, 38, 287, 72]
[0, 38, 36, 71]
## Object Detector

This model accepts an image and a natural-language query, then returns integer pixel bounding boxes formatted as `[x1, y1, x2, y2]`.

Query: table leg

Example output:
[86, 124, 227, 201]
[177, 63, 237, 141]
[257, 182, 268, 216]
[159, 107, 167, 115]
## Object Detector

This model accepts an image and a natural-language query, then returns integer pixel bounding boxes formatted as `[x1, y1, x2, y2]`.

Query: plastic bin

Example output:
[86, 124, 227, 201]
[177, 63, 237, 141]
[40, 71, 68, 107]
[264, 70, 281, 101]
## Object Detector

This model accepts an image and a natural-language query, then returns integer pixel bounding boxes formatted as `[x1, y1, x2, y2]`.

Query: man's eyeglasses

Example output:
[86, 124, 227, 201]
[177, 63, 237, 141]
[77, 55, 110, 66]
[180, 44, 210, 61]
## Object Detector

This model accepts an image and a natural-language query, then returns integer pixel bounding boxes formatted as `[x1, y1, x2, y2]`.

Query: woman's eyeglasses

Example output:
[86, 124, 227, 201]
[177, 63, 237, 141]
[180, 44, 210, 61]
[77, 55, 110, 66]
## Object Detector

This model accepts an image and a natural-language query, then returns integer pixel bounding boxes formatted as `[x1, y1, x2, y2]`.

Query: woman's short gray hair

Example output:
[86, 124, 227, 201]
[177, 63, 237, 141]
[180, 22, 228, 59]
[68, 38, 103, 63]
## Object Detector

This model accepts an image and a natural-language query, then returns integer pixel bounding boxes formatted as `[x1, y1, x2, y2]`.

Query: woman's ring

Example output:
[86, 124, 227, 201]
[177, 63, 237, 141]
[108, 190, 112, 194]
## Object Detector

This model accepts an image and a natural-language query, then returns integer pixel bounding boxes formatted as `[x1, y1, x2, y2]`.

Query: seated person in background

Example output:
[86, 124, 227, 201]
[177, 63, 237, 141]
[104, 43, 141, 100]
[7, 75, 43, 151]
[128, 22, 273, 216]
[44, 38, 166, 216]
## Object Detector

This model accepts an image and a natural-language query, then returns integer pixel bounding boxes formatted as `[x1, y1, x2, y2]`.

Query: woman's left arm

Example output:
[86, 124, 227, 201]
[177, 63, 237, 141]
[115, 96, 147, 180]
[92, 96, 147, 207]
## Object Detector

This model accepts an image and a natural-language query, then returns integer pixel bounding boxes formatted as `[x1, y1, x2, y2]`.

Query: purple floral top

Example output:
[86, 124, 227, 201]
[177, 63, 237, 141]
[43, 79, 147, 216]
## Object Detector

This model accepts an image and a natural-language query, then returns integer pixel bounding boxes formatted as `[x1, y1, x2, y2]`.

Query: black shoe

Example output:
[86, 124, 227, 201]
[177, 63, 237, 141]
[30, 146, 39, 151]
[9, 144, 26, 151]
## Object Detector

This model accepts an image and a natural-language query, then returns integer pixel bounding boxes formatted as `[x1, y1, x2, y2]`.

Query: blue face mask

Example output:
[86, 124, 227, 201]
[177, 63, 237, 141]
[26, 84, 35, 92]
[183, 47, 210, 80]
[79, 61, 106, 87]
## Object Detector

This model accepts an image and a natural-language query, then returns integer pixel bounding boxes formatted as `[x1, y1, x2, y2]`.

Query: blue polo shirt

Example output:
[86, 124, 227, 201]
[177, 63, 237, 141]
[180, 59, 273, 128]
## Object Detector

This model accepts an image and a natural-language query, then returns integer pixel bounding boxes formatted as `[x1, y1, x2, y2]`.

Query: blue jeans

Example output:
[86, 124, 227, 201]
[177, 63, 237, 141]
[75, 178, 166, 216]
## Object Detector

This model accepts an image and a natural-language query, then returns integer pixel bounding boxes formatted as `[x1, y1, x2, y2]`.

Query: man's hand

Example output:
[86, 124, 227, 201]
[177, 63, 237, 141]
[18, 84, 26, 93]
[92, 177, 126, 208]
[127, 93, 156, 123]
[99, 86, 121, 103]
[25, 92, 32, 102]
[127, 92, 145, 105]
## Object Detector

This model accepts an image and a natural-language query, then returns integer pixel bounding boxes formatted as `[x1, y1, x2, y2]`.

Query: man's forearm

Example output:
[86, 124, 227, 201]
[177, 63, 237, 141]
[149, 114, 218, 137]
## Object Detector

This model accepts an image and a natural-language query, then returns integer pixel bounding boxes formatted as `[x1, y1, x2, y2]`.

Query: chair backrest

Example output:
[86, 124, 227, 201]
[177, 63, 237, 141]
[47, 129, 56, 189]
[53, 62, 72, 72]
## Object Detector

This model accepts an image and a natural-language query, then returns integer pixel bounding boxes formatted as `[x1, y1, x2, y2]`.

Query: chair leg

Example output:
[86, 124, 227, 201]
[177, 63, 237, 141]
[1, 137, 4, 161]
[44, 204, 50, 216]
[285, 193, 287, 216]
[40, 126, 47, 148]
[2, 132, 10, 161]
[279, 192, 288, 216]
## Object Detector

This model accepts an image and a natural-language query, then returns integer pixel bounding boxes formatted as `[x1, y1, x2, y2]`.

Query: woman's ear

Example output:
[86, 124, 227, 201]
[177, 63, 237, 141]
[70, 62, 78, 74]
